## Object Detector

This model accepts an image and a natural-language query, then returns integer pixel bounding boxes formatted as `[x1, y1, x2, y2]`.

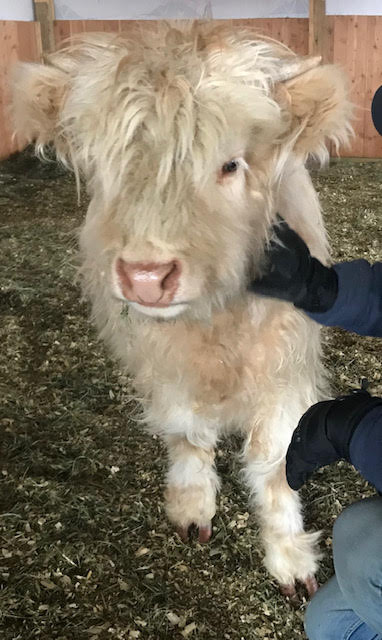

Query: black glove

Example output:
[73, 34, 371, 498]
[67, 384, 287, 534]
[286, 383, 382, 491]
[249, 217, 338, 313]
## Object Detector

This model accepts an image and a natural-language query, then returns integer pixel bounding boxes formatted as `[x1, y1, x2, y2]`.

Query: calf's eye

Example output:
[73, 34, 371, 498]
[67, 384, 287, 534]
[222, 160, 239, 174]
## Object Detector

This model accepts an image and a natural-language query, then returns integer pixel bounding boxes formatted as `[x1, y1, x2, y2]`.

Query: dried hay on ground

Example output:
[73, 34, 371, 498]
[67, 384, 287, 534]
[0, 151, 381, 639]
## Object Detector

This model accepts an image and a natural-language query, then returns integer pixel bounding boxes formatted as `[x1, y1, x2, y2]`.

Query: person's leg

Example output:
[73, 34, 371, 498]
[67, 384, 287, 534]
[305, 573, 380, 640]
[333, 496, 382, 636]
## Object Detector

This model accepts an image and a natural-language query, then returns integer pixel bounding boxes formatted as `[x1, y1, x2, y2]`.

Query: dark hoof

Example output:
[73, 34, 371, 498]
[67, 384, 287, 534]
[197, 525, 212, 543]
[176, 523, 212, 544]
[280, 583, 300, 608]
[304, 575, 319, 597]
[176, 526, 190, 543]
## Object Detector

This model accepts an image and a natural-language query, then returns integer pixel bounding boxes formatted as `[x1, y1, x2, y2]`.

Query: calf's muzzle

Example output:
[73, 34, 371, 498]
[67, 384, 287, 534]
[116, 259, 181, 306]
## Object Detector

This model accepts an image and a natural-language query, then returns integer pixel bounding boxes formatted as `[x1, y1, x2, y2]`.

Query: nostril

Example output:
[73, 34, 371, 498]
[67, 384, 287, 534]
[116, 258, 133, 289]
[162, 261, 180, 292]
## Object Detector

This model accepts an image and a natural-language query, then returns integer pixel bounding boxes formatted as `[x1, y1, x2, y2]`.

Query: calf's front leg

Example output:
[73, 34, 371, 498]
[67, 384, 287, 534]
[164, 435, 220, 543]
[243, 418, 320, 598]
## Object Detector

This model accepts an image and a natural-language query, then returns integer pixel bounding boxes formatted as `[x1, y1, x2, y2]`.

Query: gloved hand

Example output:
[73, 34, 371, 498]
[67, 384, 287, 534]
[249, 217, 338, 313]
[286, 384, 382, 490]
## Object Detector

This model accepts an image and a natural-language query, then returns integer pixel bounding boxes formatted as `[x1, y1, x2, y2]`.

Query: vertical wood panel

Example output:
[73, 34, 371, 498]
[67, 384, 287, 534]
[351, 16, 369, 157]
[284, 19, 309, 55]
[100, 20, 120, 33]
[334, 17, 357, 156]
[309, 0, 326, 57]
[69, 20, 86, 37]
[83, 20, 109, 32]
[363, 16, 382, 158]
[33, 0, 55, 53]
[325, 15, 334, 64]
[225, 18, 308, 55]
[17, 21, 42, 62]
[53, 19, 70, 44]
[0, 22, 17, 159]
[334, 16, 372, 157]
[118, 19, 152, 34]
[0, 21, 42, 159]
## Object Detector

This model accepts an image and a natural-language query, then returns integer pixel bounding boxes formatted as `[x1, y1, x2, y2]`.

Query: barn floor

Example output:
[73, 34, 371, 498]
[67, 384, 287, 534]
[0, 151, 381, 640]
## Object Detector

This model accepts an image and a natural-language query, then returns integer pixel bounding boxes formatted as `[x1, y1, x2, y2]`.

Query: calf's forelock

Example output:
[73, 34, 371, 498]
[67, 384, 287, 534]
[57, 26, 287, 203]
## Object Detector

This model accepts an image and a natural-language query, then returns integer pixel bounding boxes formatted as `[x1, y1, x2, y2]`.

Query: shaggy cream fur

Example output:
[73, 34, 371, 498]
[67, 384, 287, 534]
[12, 22, 353, 591]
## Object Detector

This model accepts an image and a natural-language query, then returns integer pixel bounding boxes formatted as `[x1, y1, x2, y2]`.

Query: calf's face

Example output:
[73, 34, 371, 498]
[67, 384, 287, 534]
[89, 99, 282, 320]
[12, 26, 351, 320]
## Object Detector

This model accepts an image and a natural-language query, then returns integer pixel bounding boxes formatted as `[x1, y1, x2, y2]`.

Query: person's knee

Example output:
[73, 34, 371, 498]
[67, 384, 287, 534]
[304, 581, 341, 640]
[333, 498, 382, 594]
[334, 497, 382, 543]
[305, 594, 325, 640]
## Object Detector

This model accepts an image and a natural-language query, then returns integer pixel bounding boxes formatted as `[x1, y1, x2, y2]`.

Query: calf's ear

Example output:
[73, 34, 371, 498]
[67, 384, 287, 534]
[12, 62, 69, 153]
[282, 64, 353, 160]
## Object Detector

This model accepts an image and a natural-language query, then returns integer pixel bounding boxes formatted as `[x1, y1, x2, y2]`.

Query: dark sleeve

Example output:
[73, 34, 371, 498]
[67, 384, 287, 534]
[307, 260, 382, 337]
[349, 406, 382, 493]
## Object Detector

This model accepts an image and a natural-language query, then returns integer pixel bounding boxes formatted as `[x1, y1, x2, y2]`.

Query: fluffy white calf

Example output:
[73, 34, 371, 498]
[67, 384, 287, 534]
[12, 22, 352, 596]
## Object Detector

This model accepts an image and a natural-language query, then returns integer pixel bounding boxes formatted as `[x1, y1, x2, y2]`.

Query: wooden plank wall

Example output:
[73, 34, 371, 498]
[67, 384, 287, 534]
[333, 16, 382, 157]
[1, 17, 382, 158]
[0, 21, 42, 159]
[53, 18, 309, 54]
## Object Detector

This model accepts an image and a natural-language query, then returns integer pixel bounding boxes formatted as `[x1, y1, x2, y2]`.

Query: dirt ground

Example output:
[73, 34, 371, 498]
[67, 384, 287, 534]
[0, 151, 381, 640]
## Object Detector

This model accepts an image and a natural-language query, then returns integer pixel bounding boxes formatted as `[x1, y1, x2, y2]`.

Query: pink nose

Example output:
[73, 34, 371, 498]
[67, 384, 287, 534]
[116, 259, 181, 306]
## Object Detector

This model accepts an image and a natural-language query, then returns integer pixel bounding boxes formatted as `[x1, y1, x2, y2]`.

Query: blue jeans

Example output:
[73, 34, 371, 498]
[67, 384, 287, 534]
[305, 497, 382, 640]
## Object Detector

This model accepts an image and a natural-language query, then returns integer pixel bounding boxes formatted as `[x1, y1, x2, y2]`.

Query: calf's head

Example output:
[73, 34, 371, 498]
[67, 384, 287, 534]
[12, 24, 352, 320]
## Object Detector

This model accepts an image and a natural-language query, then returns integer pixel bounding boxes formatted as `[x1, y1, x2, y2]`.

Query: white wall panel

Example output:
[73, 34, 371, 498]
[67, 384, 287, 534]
[0, 0, 34, 20]
[327, 0, 382, 15]
[1, 0, 381, 22]
[53, 0, 309, 20]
